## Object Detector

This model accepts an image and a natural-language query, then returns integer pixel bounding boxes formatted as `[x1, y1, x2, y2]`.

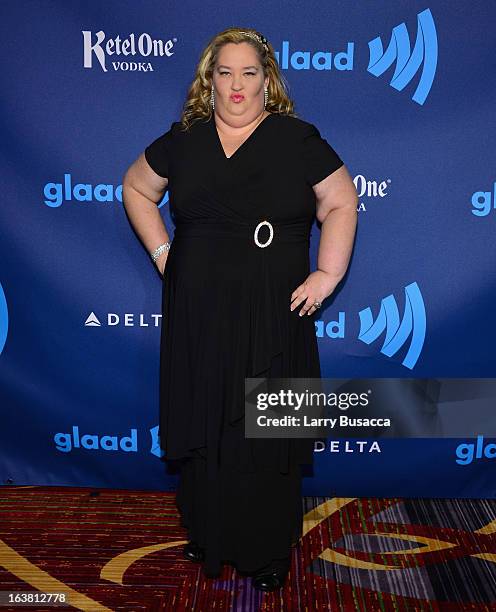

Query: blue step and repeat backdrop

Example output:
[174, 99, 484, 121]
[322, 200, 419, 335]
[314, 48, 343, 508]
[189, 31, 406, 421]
[1, 1, 495, 497]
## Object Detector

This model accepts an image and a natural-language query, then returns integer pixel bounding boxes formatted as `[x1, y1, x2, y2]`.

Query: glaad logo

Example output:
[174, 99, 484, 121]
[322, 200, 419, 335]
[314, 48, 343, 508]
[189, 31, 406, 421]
[367, 8, 438, 105]
[43, 175, 169, 208]
[0, 283, 8, 356]
[274, 9, 437, 104]
[455, 435, 496, 465]
[85, 312, 162, 327]
[315, 313, 345, 340]
[358, 281, 426, 369]
[274, 40, 354, 71]
[82, 30, 176, 72]
[150, 426, 165, 458]
[44, 174, 122, 207]
[54, 426, 138, 452]
[314, 282, 426, 369]
[471, 182, 496, 217]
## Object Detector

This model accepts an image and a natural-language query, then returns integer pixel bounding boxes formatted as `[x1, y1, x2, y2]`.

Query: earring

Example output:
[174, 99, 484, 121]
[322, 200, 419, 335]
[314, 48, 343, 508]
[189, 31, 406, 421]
[264, 86, 268, 110]
[210, 84, 215, 110]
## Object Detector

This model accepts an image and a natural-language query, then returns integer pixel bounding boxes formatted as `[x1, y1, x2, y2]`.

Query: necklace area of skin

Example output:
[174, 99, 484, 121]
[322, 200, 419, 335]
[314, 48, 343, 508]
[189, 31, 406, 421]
[217, 111, 268, 153]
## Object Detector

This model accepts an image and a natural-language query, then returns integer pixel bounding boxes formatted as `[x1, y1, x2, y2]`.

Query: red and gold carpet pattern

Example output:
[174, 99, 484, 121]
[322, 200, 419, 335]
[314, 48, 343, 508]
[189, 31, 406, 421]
[0, 486, 495, 611]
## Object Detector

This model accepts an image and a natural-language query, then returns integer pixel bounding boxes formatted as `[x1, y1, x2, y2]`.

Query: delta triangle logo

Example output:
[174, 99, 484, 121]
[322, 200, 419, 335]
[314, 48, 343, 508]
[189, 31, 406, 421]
[85, 312, 101, 327]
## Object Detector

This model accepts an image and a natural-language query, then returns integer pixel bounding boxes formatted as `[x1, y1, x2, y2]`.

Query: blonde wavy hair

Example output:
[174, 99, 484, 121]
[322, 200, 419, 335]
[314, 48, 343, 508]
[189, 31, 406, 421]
[179, 27, 297, 130]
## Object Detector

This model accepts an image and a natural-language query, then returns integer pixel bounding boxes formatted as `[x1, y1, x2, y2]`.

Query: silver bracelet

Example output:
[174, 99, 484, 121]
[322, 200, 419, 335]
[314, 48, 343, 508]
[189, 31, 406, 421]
[151, 241, 171, 263]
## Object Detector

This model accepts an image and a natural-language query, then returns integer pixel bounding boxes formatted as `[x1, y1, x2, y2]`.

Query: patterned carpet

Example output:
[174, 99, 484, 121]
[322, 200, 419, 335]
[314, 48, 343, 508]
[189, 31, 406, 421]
[0, 486, 495, 611]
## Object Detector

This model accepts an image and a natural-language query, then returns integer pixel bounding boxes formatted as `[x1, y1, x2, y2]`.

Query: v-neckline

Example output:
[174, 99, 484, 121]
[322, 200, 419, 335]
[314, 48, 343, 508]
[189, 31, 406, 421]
[212, 112, 275, 161]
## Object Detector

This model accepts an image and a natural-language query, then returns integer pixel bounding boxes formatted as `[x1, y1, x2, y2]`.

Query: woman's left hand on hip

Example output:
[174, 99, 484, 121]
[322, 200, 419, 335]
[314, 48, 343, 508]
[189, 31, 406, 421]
[290, 270, 337, 317]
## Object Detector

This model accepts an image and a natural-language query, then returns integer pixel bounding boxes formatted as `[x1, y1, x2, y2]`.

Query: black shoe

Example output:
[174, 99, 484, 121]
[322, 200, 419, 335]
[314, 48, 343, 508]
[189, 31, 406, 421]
[183, 541, 204, 563]
[252, 557, 290, 592]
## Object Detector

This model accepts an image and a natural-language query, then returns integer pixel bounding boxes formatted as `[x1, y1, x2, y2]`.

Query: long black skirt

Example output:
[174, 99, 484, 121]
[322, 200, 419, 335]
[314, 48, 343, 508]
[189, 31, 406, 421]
[174, 352, 307, 577]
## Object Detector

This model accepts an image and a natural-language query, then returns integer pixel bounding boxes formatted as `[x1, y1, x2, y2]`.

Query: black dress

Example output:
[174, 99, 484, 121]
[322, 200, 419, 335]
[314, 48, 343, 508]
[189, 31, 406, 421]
[144, 112, 343, 577]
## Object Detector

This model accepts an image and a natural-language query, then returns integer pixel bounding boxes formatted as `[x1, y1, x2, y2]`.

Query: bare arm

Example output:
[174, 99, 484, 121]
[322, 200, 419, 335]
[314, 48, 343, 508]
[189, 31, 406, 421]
[122, 153, 171, 274]
[290, 164, 358, 316]
[314, 164, 358, 285]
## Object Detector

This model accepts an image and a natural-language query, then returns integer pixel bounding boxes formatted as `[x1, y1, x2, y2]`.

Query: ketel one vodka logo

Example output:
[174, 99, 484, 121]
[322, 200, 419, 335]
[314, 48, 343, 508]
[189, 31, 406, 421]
[367, 8, 438, 105]
[358, 282, 426, 370]
[82, 30, 177, 72]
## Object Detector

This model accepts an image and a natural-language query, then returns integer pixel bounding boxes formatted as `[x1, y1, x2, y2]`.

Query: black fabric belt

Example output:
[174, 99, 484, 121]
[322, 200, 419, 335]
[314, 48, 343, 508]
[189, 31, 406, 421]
[173, 217, 312, 246]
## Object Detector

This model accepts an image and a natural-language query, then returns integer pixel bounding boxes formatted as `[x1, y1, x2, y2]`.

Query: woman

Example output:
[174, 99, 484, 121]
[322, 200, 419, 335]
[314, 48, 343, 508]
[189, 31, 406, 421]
[123, 27, 357, 592]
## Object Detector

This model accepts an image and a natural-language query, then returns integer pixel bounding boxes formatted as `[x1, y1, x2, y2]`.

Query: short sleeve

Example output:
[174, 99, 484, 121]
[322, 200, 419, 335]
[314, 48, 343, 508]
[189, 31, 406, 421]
[302, 122, 344, 187]
[144, 122, 175, 178]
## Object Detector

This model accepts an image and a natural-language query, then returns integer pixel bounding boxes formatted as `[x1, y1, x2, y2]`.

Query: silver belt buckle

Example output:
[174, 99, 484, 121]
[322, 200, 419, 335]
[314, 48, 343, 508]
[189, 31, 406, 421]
[254, 219, 273, 248]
